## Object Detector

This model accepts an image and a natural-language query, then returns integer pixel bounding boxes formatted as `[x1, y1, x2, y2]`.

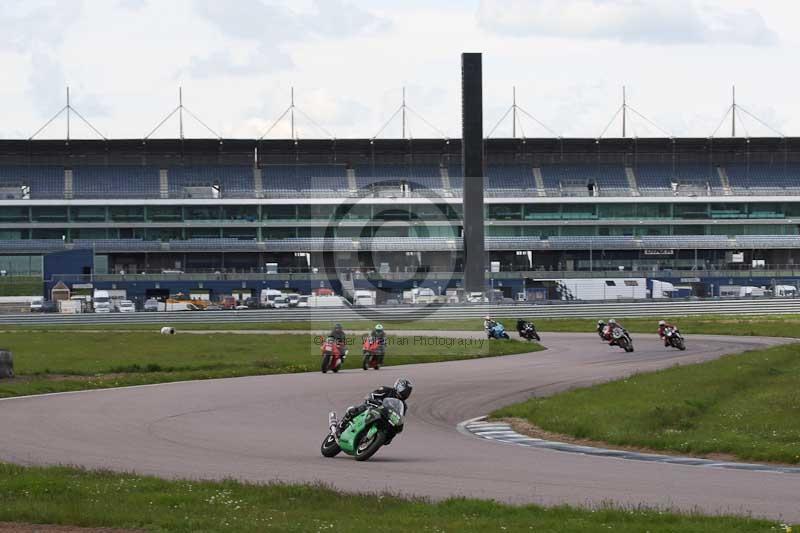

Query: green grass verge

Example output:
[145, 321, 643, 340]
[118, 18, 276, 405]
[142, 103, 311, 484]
[3, 314, 799, 338]
[493, 343, 800, 464]
[0, 464, 791, 533]
[0, 331, 539, 398]
[0, 276, 40, 296]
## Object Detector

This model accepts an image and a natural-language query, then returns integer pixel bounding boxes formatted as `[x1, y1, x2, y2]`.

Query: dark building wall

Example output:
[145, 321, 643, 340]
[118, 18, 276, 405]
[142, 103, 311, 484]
[43, 249, 93, 281]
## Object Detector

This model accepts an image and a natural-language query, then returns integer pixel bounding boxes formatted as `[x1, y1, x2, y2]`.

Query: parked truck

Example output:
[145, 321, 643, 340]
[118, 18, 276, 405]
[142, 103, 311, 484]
[260, 289, 283, 307]
[353, 290, 376, 306]
[93, 290, 112, 313]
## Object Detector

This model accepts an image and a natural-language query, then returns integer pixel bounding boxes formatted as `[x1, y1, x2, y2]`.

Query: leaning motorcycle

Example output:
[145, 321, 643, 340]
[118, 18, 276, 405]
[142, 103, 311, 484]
[321, 398, 405, 461]
[487, 322, 510, 340]
[611, 326, 635, 352]
[518, 322, 541, 342]
[664, 327, 686, 350]
[321, 336, 346, 373]
[362, 336, 384, 370]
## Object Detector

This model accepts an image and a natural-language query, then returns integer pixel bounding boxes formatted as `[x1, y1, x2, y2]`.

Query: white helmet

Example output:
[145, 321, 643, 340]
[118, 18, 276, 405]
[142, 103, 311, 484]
[658, 320, 666, 326]
[484, 315, 492, 321]
[608, 318, 617, 325]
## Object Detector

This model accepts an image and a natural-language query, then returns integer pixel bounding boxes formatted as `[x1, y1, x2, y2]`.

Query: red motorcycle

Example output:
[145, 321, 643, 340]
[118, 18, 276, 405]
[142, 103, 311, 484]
[321, 337, 346, 373]
[361, 336, 384, 370]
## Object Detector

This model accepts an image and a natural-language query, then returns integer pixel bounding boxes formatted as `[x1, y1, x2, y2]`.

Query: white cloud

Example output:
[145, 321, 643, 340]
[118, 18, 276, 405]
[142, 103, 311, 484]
[477, 0, 778, 46]
[186, 0, 388, 78]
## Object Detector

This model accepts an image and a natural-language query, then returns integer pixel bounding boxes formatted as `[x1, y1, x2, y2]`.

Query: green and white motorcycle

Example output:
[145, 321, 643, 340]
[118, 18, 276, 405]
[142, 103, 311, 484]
[321, 398, 406, 461]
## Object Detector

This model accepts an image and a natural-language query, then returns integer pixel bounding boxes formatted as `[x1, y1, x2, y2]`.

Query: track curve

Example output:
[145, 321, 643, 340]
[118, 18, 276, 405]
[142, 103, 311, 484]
[0, 332, 798, 522]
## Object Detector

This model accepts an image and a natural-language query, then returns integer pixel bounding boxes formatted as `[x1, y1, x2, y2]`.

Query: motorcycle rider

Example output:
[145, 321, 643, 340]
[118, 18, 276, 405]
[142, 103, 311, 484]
[657, 319, 677, 347]
[369, 323, 387, 363]
[328, 323, 348, 359]
[337, 378, 413, 435]
[484, 315, 497, 331]
[596, 320, 606, 338]
[601, 318, 624, 345]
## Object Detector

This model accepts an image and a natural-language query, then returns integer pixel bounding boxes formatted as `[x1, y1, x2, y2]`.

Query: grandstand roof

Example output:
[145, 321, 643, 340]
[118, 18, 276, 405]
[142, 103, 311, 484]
[2, 137, 800, 167]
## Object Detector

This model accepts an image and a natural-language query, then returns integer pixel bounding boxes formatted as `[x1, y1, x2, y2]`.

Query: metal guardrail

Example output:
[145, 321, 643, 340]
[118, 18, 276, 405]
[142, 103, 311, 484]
[3, 299, 800, 326]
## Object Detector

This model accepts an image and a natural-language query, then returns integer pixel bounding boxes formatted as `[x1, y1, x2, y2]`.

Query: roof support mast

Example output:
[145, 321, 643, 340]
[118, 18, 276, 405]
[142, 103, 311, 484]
[291, 87, 295, 140]
[622, 86, 627, 138]
[731, 85, 736, 137]
[402, 87, 406, 139]
[66, 87, 71, 142]
[512, 86, 516, 138]
[178, 87, 184, 140]
[144, 88, 221, 141]
[29, 87, 107, 142]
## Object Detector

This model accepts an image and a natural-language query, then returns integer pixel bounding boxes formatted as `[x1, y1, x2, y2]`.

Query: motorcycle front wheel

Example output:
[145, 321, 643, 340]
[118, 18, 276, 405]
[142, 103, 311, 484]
[362, 352, 370, 370]
[321, 353, 331, 373]
[354, 430, 387, 462]
[320, 434, 341, 458]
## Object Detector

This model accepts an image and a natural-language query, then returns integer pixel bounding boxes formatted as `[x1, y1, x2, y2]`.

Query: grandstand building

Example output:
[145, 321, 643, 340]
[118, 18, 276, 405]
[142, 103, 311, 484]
[2, 137, 800, 300]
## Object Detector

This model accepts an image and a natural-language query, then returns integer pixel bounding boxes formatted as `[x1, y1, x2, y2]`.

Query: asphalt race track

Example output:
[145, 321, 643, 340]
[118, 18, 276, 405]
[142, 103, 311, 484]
[1, 332, 798, 522]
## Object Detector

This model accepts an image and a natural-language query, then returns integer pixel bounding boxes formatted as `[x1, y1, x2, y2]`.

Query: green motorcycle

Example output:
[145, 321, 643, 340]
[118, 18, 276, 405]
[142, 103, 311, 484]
[321, 398, 406, 461]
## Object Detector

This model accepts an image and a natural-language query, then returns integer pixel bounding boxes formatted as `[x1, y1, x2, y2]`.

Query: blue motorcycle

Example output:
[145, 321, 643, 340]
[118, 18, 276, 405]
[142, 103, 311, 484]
[487, 322, 510, 340]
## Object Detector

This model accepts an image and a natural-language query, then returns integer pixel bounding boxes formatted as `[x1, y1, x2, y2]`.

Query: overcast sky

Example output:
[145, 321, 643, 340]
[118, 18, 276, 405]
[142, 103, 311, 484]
[1, 0, 796, 140]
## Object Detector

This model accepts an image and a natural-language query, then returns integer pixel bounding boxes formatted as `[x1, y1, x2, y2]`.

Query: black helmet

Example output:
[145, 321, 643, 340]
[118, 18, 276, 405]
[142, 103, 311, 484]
[394, 378, 413, 400]
[334, 323, 343, 330]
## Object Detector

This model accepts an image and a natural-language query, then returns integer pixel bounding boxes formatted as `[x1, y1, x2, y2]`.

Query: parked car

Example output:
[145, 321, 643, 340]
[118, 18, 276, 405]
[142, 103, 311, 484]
[244, 297, 261, 309]
[234, 304, 249, 310]
[30, 299, 43, 312]
[205, 303, 223, 311]
[286, 294, 300, 307]
[296, 295, 309, 308]
[118, 300, 136, 313]
[41, 300, 58, 313]
[143, 298, 161, 312]
[272, 296, 290, 309]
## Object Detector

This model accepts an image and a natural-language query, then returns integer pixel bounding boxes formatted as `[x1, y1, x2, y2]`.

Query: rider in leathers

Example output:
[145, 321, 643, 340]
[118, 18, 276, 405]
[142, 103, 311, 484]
[337, 378, 413, 436]
[369, 323, 387, 363]
[657, 319, 678, 347]
[601, 318, 625, 346]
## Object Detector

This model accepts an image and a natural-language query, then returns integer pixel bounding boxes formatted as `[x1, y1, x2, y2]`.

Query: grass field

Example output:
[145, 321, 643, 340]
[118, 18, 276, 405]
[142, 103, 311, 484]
[0, 463, 791, 533]
[0, 276, 40, 297]
[0, 331, 539, 398]
[4, 313, 799, 338]
[494, 343, 800, 464]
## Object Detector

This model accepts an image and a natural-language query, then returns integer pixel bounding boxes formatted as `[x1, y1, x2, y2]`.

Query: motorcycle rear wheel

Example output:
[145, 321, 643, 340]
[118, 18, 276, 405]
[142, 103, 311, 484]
[354, 430, 387, 461]
[320, 434, 341, 457]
